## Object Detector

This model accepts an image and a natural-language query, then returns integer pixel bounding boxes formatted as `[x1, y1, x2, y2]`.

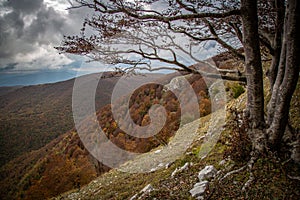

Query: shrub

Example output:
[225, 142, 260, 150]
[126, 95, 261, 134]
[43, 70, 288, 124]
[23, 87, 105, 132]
[231, 83, 245, 99]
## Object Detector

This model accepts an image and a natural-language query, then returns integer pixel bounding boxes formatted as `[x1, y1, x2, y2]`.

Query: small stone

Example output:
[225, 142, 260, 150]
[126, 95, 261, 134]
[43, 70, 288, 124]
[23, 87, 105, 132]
[189, 180, 209, 199]
[129, 194, 138, 200]
[165, 162, 171, 169]
[141, 184, 154, 193]
[199, 136, 206, 140]
[171, 162, 190, 177]
[158, 163, 164, 167]
[150, 163, 165, 172]
[154, 149, 161, 154]
[200, 155, 207, 160]
[150, 168, 156, 172]
[219, 159, 226, 166]
[198, 165, 217, 181]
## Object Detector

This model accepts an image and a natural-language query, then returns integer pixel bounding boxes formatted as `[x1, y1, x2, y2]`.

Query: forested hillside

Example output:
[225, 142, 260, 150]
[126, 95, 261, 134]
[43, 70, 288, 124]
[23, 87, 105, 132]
[0, 73, 162, 167]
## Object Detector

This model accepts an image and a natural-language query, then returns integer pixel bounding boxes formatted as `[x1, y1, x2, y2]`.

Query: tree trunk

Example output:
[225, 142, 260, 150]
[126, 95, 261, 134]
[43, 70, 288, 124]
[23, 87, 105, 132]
[267, 0, 286, 125]
[267, 28, 287, 125]
[267, 0, 285, 90]
[268, 0, 300, 149]
[241, 0, 266, 152]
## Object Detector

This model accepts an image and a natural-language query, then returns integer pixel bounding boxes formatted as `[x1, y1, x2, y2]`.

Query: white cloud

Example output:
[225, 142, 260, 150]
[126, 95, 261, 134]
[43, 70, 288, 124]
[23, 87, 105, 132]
[13, 45, 73, 70]
[44, 0, 71, 14]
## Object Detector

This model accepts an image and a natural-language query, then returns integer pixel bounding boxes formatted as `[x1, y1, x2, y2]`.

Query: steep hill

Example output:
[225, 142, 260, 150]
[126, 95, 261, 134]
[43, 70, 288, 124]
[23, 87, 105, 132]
[52, 79, 300, 200]
[0, 56, 252, 199]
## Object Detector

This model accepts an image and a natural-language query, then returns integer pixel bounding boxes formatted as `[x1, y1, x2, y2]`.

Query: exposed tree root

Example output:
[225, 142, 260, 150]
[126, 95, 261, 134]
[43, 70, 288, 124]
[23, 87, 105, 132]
[218, 165, 247, 182]
[281, 158, 291, 165]
[287, 175, 300, 181]
[242, 150, 259, 192]
[217, 150, 260, 197]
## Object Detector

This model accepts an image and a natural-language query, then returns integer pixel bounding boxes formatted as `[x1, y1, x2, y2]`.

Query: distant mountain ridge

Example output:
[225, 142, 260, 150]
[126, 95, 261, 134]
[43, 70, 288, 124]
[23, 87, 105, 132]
[0, 70, 78, 86]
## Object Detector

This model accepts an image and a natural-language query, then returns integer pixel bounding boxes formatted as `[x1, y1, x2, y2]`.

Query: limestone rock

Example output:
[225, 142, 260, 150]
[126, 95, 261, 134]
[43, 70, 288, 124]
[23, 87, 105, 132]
[171, 162, 190, 177]
[130, 184, 154, 200]
[189, 180, 209, 199]
[164, 75, 191, 91]
[198, 165, 217, 181]
[141, 184, 154, 193]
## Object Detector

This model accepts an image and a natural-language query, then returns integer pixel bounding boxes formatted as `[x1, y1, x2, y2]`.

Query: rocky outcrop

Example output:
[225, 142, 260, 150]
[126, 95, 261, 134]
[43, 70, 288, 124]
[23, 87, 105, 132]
[163, 75, 192, 91]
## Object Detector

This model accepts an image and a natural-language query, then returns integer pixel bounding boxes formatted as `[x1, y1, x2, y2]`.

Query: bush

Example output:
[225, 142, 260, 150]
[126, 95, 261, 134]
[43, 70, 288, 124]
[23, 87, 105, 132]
[231, 83, 245, 99]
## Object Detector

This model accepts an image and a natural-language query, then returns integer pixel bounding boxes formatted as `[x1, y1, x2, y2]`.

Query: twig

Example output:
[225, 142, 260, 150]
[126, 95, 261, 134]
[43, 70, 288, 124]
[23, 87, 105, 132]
[287, 175, 300, 181]
[219, 165, 247, 182]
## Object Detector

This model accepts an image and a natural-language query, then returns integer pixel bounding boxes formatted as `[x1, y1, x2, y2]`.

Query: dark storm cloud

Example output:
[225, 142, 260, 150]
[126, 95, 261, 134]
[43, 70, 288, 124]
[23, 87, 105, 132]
[0, 62, 18, 71]
[0, 0, 65, 59]
[3, 0, 44, 14]
[0, 0, 44, 53]
[25, 6, 65, 44]
[0, 0, 91, 71]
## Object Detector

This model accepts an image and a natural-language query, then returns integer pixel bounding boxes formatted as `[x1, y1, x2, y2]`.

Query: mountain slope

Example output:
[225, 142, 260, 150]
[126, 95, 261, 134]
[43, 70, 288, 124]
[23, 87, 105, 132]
[0, 72, 163, 167]
[0, 71, 214, 199]
[0, 86, 22, 96]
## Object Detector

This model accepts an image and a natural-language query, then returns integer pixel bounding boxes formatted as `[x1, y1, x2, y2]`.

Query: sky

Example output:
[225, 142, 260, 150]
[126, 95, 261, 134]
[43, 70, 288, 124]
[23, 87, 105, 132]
[0, 0, 106, 86]
[0, 0, 219, 86]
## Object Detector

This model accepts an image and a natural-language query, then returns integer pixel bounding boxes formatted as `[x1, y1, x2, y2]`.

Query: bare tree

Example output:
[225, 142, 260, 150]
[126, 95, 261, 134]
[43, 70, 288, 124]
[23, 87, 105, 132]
[57, 0, 300, 188]
[59, 0, 245, 80]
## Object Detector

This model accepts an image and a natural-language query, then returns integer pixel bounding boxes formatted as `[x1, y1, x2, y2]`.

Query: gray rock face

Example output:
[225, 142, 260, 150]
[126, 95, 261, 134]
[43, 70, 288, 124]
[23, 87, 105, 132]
[198, 165, 217, 181]
[189, 180, 209, 200]
[163, 75, 191, 91]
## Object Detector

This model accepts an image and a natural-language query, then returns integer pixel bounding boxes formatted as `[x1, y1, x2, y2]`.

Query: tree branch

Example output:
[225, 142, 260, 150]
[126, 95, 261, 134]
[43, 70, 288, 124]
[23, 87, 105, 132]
[229, 22, 243, 43]
[258, 29, 275, 55]
[204, 19, 245, 61]
[79, 0, 240, 21]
